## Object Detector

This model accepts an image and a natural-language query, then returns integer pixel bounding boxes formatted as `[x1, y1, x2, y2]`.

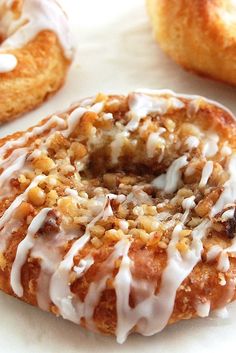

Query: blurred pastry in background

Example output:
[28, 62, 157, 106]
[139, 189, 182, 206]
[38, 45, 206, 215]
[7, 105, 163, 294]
[146, 0, 236, 86]
[0, 0, 73, 123]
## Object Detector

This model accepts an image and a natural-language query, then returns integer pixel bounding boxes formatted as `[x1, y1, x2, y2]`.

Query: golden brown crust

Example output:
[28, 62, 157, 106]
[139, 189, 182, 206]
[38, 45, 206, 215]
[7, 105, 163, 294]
[0, 91, 235, 340]
[146, 0, 236, 86]
[0, 0, 71, 123]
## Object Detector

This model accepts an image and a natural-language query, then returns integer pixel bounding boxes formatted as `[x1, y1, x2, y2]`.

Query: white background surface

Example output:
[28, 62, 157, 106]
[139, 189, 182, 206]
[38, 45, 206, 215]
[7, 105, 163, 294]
[1, 0, 236, 352]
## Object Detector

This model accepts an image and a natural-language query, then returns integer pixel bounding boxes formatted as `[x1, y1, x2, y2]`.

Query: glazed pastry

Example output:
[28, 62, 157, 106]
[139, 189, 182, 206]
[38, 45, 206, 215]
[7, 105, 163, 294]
[0, 0, 73, 123]
[146, 0, 236, 85]
[0, 89, 236, 343]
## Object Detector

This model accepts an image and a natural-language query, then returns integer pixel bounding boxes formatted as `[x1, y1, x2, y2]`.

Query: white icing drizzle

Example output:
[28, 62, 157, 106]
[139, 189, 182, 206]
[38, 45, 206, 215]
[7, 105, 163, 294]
[73, 256, 94, 278]
[207, 245, 222, 262]
[0, 116, 65, 201]
[0, 101, 103, 205]
[10, 208, 52, 297]
[49, 194, 124, 323]
[181, 196, 195, 224]
[0, 148, 28, 189]
[207, 229, 236, 273]
[114, 240, 133, 343]
[218, 252, 230, 272]
[180, 196, 196, 224]
[27, 226, 77, 311]
[114, 220, 211, 343]
[135, 89, 235, 121]
[110, 93, 175, 164]
[155, 211, 171, 222]
[1, 0, 73, 59]
[185, 164, 196, 177]
[0, 175, 45, 239]
[146, 128, 166, 159]
[222, 209, 235, 220]
[28, 149, 42, 160]
[195, 300, 211, 318]
[90, 102, 105, 114]
[202, 134, 219, 158]
[168, 97, 185, 109]
[206, 155, 236, 270]
[62, 107, 88, 138]
[199, 161, 213, 188]
[62, 102, 104, 138]
[80, 97, 95, 107]
[119, 220, 129, 233]
[83, 239, 131, 331]
[0, 152, 27, 188]
[110, 131, 129, 164]
[102, 200, 113, 219]
[152, 156, 188, 193]
[0, 115, 65, 158]
[102, 193, 125, 219]
[50, 233, 91, 323]
[32, 234, 66, 311]
[0, 147, 28, 170]
[185, 136, 200, 150]
[213, 307, 229, 319]
[0, 217, 21, 245]
[127, 93, 184, 132]
[211, 155, 236, 216]
[182, 196, 196, 211]
[64, 188, 89, 206]
[125, 187, 153, 206]
[208, 238, 236, 273]
[65, 188, 79, 198]
[187, 98, 202, 117]
[127, 94, 168, 131]
[221, 145, 232, 156]
[103, 113, 113, 120]
[0, 53, 17, 73]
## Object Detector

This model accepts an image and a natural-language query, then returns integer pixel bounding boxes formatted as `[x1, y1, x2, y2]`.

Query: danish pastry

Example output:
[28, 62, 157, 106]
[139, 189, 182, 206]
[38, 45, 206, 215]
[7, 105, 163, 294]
[0, 89, 236, 343]
[0, 0, 73, 123]
[146, 0, 236, 85]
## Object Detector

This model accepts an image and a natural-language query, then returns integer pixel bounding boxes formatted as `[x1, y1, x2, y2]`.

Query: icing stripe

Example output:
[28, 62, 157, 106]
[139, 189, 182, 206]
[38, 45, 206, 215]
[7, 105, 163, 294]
[0, 115, 65, 158]
[49, 194, 118, 323]
[10, 208, 52, 297]
[115, 220, 211, 343]
[0, 175, 45, 233]
[135, 89, 235, 120]
[0, 53, 17, 73]
[199, 161, 213, 188]
[84, 239, 130, 331]
[211, 155, 236, 216]
[62, 102, 104, 138]
[152, 156, 188, 193]
[0, 152, 27, 187]
[1, 0, 73, 59]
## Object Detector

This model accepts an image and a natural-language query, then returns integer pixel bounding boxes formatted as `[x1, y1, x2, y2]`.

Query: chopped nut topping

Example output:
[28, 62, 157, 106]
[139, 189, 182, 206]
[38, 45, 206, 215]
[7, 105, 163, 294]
[1, 93, 234, 262]
[28, 187, 46, 207]
[14, 202, 35, 220]
[33, 155, 55, 173]
[39, 210, 60, 235]
[225, 209, 236, 239]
